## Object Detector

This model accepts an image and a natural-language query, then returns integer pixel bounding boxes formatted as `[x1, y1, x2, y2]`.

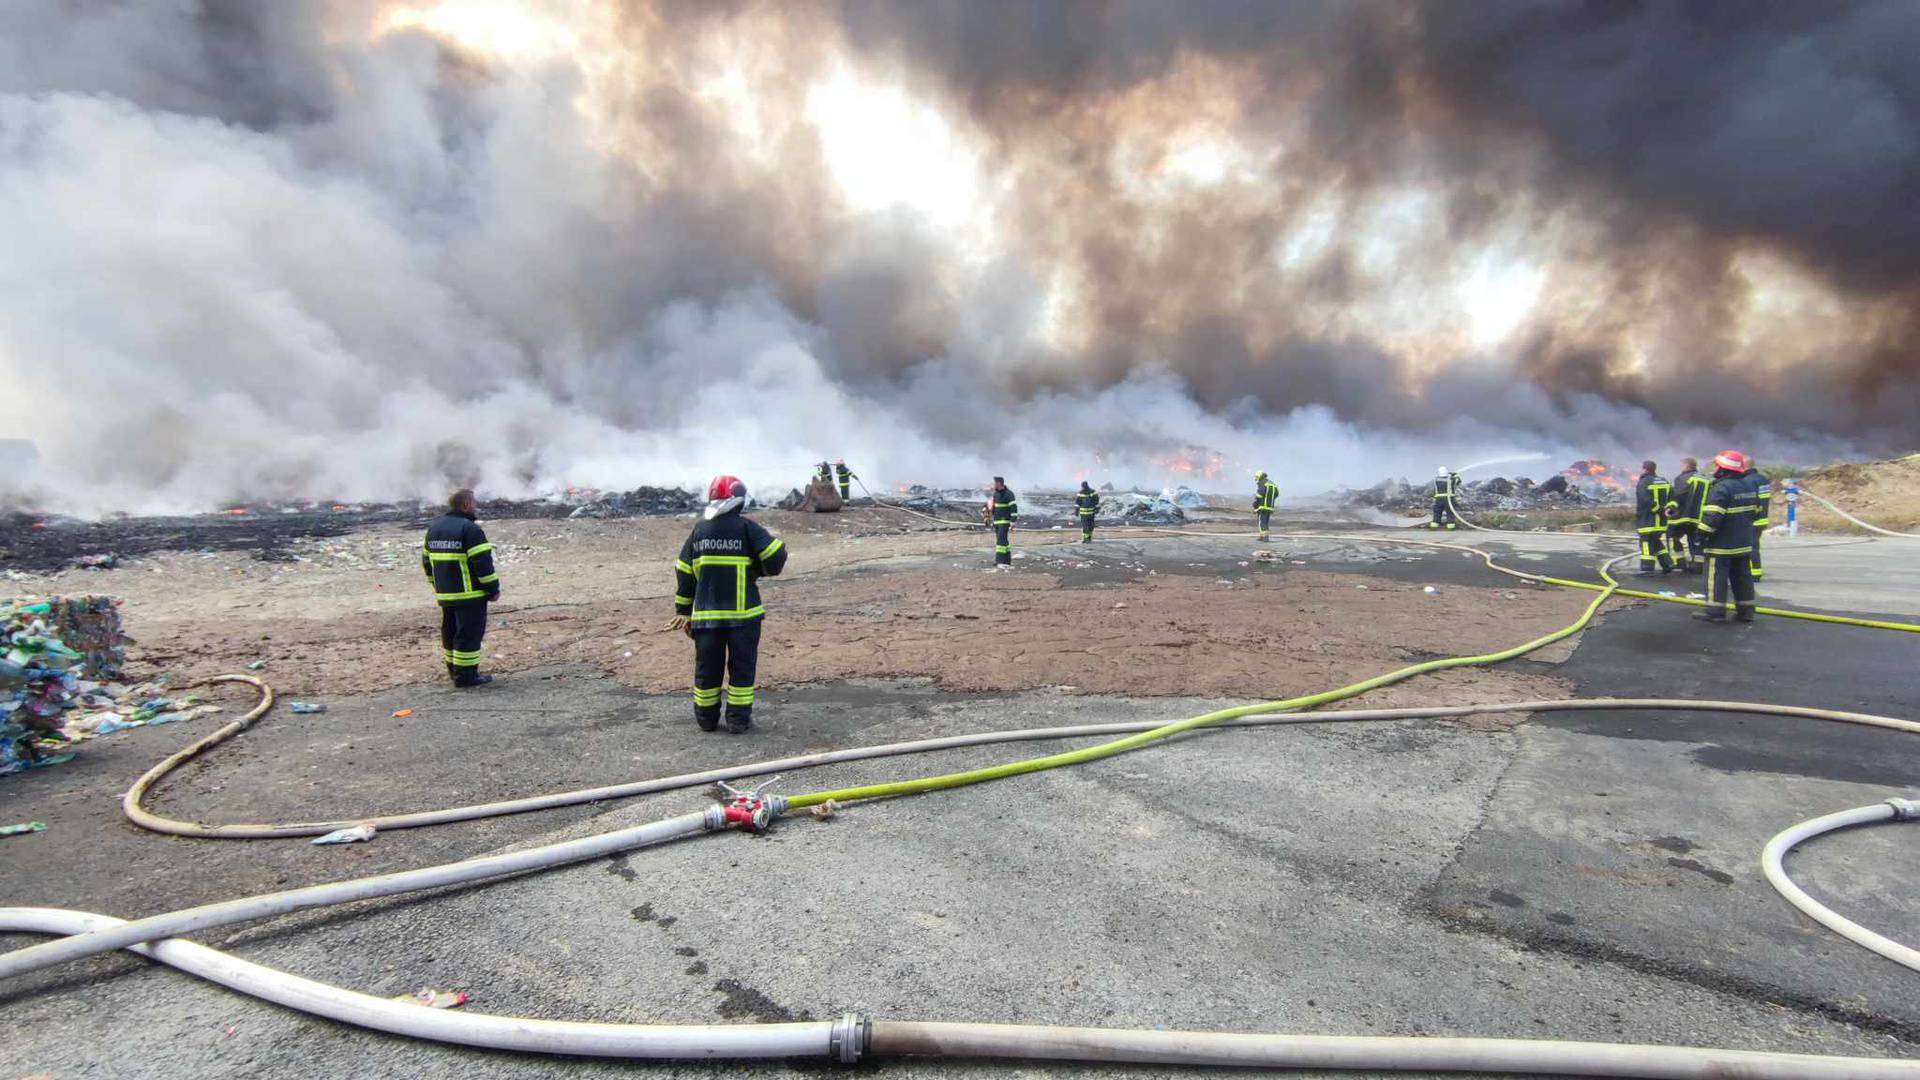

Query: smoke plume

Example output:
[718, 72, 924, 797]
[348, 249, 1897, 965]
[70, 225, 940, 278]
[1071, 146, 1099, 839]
[0, 0, 1911, 513]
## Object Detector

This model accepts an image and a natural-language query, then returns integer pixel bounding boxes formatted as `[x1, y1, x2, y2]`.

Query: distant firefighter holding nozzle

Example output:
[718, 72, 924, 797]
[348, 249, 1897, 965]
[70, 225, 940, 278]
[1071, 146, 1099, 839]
[1428, 467, 1460, 529]
[834, 459, 856, 501]
[984, 476, 1018, 566]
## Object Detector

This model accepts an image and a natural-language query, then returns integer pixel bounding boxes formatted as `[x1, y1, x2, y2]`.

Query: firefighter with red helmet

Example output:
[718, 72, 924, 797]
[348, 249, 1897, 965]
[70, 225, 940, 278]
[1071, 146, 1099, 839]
[671, 475, 788, 732]
[1695, 451, 1762, 623]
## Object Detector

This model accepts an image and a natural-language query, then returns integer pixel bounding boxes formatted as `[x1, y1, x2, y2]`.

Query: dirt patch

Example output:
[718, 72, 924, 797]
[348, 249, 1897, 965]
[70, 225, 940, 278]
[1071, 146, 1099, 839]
[1797, 453, 1920, 532]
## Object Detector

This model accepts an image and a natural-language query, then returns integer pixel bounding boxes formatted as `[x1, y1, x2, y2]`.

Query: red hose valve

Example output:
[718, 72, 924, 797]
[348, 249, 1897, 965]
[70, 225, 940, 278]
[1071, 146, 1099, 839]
[706, 778, 785, 833]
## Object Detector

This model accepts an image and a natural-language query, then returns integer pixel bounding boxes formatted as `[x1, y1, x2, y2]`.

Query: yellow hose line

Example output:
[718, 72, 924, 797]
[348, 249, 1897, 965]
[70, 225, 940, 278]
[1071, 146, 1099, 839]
[785, 559, 1624, 810]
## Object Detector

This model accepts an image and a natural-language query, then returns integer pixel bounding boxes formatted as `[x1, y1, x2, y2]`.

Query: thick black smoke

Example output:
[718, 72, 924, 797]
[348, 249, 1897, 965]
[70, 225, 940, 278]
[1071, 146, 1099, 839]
[0, 0, 1910, 512]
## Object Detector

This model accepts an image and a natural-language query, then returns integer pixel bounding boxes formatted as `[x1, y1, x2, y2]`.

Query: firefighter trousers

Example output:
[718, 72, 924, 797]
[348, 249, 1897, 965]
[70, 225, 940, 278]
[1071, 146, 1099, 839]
[1751, 531, 1765, 579]
[1705, 554, 1756, 619]
[1429, 499, 1457, 529]
[693, 621, 761, 731]
[439, 601, 488, 685]
[1637, 528, 1673, 573]
[1257, 509, 1271, 538]
[1667, 523, 1702, 568]
[838, 480, 851, 501]
[1078, 514, 1095, 542]
[993, 522, 1012, 565]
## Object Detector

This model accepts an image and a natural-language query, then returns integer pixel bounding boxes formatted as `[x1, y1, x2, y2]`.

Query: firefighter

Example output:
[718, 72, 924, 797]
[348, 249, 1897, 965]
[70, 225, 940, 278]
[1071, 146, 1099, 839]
[671, 475, 788, 733]
[1666, 456, 1709, 573]
[1696, 450, 1762, 623]
[815, 461, 832, 486]
[1075, 480, 1100, 543]
[1428, 467, 1460, 529]
[1253, 470, 1279, 541]
[1633, 460, 1675, 574]
[421, 489, 500, 688]
[986, 476, 1018, 566]
[834, 459, 855, 502]
[1745, 459, 1772, 580]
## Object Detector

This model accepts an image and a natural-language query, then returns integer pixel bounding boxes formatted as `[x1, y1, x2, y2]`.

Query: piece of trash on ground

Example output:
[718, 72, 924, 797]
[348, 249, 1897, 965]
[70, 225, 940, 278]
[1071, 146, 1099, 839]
[312, 824, 377, 845]
[245, 660, 266, 671]
[391, 708, 413, 718]
[0, 821, 48, 837]
[1423, 585, 1438, 594]
[288, 702, 327, 714]
[396, 988, 469, 1009]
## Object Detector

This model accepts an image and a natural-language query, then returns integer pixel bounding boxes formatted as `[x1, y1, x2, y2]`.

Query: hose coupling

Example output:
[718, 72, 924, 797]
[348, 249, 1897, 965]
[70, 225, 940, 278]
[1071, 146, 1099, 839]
[828, 1011, 871, 1064]
[1886, 797, 1920, 821]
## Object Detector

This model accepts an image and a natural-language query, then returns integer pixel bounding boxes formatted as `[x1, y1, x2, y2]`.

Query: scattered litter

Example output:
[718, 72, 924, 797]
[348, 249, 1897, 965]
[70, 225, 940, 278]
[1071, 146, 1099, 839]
[1290, 560, 1306, 565]
[0, 821, 47, 837]
[1686, 593, 1706, 600]
[395, 988, 469, 1009]
[312, 824, 377, 845]
[567, 486, 699, 519]
[1657, 590, 1677, 598]
[391, 708, 414, 718]
[1355, 584, 1370, 590]
[1423, 585, 1438, 594]
[1113, 602, 1128, 610]
[3, 594, 127, 776]
[73, 553, 118, 570]
[810, 800, 840, 819]
[1503, 592, 1519, 600]
[245, 660, 266, 671]
[288, 702, 327, 714]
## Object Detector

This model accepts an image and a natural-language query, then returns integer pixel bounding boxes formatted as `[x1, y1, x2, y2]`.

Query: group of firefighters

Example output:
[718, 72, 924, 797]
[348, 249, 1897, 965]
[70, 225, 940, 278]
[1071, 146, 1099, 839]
[1632, 451, 1772, 623]
[420, 450, 1776, 734]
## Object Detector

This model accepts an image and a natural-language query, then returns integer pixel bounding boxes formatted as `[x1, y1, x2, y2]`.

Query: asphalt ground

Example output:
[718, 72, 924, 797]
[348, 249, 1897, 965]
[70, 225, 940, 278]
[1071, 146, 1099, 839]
[2, 524, 1916, 1078]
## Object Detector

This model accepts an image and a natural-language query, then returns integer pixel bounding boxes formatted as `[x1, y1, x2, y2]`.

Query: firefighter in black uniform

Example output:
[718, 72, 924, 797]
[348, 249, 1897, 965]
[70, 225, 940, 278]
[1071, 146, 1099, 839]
[1745, 460, 1772, 580]
[1074, 481, 1100, 543]
[1666, 457, 1709, 573]
[986, 477, 1018, 566]
[1696, 450, 1761, 623]
[1253, 470, 1278, 541]
[671, 475, 788, 733]
[834, 459, 855, 502]
[1633, 460, 1675, 574]
[1428, 467, 1460, 529]
[421, 489, 500, 687]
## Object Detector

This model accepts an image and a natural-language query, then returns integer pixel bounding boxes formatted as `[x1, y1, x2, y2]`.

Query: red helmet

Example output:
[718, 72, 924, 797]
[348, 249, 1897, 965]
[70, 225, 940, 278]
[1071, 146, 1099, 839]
[1712, 450, 1747, 472]
[706, 474, 745, 501]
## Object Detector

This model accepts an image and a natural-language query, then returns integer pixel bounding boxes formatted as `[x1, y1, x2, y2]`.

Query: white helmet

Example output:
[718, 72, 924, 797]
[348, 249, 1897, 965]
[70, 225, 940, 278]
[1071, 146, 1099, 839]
[1437, 466, 1450, 477]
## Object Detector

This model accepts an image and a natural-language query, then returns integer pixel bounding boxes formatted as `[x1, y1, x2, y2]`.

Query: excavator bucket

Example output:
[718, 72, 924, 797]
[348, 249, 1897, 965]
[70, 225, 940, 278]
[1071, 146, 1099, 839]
[798, 477, 843, 513]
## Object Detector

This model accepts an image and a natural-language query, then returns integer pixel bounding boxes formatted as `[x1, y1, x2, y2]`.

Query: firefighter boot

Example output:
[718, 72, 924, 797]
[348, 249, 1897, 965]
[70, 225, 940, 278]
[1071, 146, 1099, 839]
[725, 706, 752, 735]
[1734, 604, 1756, 623]
[694, 706, 720, 732]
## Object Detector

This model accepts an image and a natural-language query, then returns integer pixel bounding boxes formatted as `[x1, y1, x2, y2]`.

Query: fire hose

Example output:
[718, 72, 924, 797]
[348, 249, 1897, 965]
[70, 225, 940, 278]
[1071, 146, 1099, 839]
[4, 543, 1919, 1076]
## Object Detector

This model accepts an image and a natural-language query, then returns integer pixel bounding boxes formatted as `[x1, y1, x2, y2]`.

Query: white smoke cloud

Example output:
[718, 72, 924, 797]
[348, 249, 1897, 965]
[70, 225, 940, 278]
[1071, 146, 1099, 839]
[0, 3, 1875, 517]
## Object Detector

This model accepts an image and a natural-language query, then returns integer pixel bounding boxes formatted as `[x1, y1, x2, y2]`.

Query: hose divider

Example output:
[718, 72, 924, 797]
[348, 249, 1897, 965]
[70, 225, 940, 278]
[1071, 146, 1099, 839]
[1887, 797, 1920, 821]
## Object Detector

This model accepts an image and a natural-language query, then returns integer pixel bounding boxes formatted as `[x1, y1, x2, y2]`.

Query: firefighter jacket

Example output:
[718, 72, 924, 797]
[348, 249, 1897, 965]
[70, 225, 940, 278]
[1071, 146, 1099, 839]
[1746, 469, 1772, 529]
[1432, 474, 1460, 504]
[1075, 490, 1100, 517]
[834, 463, 854, 484]
[674, 509, 787, 627]
[1253, 478, 1278, 512]
[991, 486, 1019, 525]
[1634, 473, 1673, 533]
[421, 512, 499, 606]
[1670, 469, 1709, 525]
[1700, 472, 1763, 556]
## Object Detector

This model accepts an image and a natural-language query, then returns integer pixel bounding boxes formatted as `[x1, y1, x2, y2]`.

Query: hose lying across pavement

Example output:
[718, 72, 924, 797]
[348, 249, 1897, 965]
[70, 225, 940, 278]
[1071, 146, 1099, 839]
[6, 537, 1919, 1075]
